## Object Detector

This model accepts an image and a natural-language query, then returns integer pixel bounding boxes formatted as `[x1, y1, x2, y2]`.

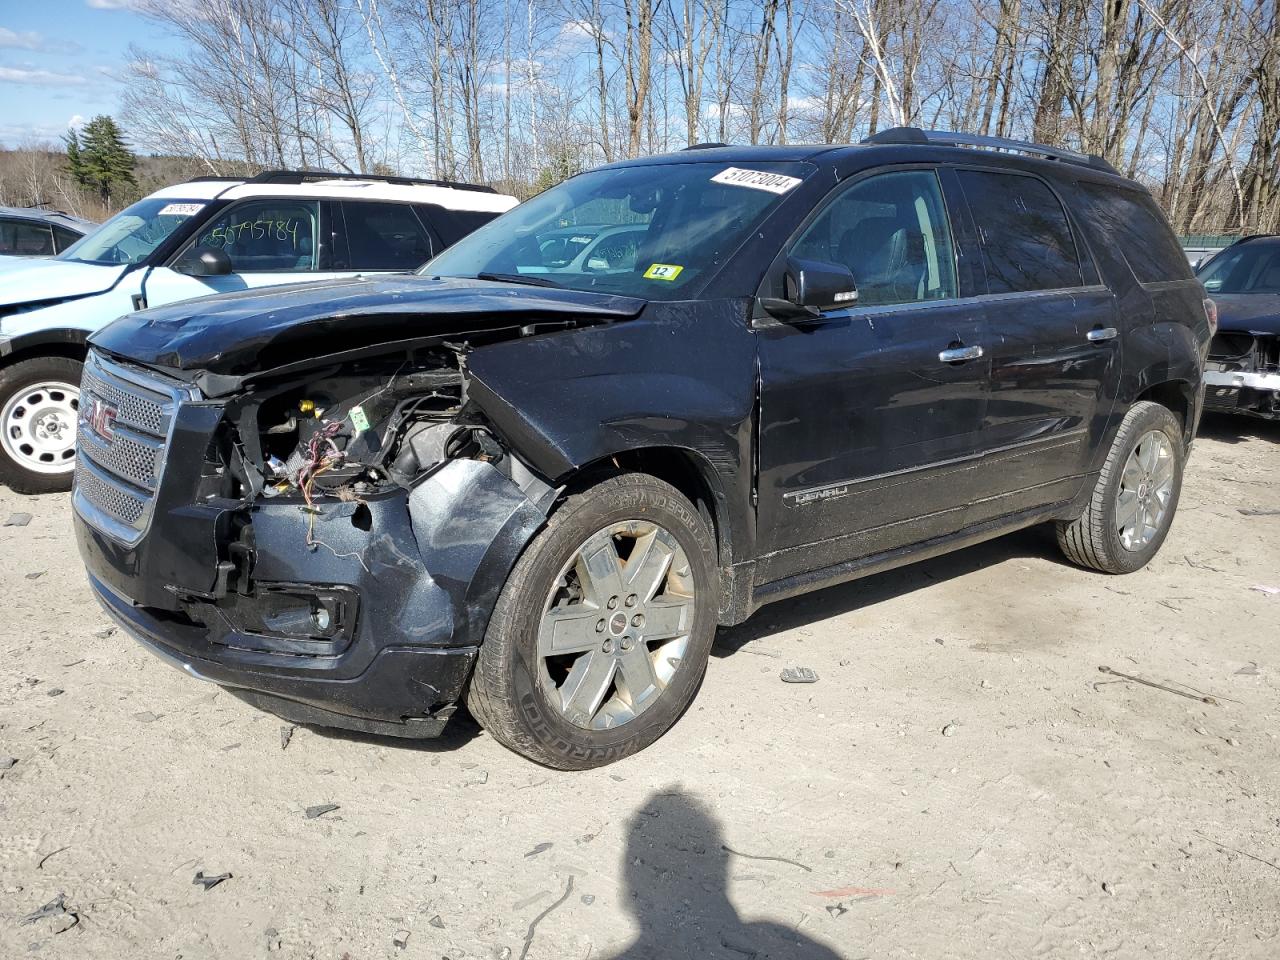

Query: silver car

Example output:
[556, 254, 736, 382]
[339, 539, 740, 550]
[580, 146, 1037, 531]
[0, 206, 95, 258]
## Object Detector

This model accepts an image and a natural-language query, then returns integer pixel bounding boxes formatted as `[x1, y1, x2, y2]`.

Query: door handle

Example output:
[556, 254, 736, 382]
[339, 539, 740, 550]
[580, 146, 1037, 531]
[938, 344, 984, 363]
[1086, 326, 1118, 342]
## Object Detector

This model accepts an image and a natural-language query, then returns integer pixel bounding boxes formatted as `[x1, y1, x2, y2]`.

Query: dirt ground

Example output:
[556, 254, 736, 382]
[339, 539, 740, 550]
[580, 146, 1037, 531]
[1, 412, 1277, 960]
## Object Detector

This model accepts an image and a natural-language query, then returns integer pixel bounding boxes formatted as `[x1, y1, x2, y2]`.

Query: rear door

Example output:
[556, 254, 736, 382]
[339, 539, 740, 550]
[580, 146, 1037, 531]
[140, 198, 349, 308]
[754, 167, 991, 584]
[956, 168, 1121, 521]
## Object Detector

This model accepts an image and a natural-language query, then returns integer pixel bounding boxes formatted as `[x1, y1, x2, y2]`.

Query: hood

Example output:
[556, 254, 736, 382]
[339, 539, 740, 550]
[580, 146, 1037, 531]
[1210, 293, 1280, 336]
[90, 275, 647, 381]
[0, 257, 129, 308]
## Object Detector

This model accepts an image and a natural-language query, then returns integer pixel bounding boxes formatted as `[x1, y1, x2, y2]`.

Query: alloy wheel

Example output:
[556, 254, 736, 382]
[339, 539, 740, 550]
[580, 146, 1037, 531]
[536, 520, 696, 731]
[1116, 429, 1175, 551]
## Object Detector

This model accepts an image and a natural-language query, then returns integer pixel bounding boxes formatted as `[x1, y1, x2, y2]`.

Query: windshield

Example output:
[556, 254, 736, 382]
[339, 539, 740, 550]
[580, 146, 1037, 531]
[1197, 242, 1280, 295]
[421, 161, 809, 299]
[58, 198, 206, 266]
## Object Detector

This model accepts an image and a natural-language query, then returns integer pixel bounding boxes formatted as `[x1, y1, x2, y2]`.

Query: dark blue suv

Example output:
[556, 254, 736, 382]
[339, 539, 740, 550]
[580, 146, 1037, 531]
[75, 128, 1212, 768]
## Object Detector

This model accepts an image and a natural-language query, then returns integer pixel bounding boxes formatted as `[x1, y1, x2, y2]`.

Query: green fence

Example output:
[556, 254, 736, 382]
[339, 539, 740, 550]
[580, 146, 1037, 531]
[1178, 234, 1238, 249]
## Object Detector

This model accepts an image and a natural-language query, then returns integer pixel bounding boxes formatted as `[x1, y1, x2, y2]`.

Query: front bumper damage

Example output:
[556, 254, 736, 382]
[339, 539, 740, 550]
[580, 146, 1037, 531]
[77, 458, 548, 738]
[1203, 332, 1280, 419]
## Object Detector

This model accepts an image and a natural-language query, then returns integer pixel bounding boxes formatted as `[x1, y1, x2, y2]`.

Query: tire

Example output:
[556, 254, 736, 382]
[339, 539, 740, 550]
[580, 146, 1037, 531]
[0, 356, 83, 495]
[1056, 400, 1185, 574]
[466, 473, 718, 769]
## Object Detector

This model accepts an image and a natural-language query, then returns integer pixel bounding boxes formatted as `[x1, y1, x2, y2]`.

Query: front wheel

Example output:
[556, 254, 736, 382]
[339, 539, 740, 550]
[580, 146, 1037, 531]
[1056, 400, 1185, 574]
[0, 356, 83, 495]
[466, 474, 718, 769]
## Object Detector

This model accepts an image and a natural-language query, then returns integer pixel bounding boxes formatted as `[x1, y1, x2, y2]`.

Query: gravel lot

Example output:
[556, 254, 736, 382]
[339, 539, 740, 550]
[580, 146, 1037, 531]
[1, 413, 1277, 960]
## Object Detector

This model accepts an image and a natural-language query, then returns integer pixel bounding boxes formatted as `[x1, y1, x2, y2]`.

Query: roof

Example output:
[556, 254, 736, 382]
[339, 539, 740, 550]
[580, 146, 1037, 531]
[149, 173, 518, 213]
[598, 130, 1137, 189]
[0, 206, 95, 231]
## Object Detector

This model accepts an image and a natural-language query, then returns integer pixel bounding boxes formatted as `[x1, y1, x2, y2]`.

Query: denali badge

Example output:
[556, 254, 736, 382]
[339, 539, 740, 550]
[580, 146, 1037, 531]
[83, 396, 118, 442]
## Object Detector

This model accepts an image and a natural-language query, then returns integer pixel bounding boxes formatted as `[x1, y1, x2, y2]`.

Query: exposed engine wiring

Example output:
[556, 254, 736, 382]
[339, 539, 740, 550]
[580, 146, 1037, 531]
[298, 420, 370, 572]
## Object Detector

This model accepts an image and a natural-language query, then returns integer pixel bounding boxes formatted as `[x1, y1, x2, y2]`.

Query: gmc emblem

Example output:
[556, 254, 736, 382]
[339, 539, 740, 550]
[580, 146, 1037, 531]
[83, 396, 118, 442]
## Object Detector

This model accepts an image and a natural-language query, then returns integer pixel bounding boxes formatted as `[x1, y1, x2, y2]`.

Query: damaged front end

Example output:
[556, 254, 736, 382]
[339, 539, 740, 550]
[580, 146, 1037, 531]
[1203, 331, 1280, 419]
[74, 342, 558, 737]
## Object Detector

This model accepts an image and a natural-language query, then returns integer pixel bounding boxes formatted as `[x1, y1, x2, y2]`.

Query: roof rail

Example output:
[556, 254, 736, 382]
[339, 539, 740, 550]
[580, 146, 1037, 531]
[861, 127, 1118, 174]
[246, 169, 497, 193]
[682, 142, 730, 151]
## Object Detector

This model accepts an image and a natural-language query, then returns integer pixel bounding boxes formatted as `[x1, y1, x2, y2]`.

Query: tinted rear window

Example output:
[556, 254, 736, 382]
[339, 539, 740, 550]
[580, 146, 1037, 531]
[959, 170, 1084, 294]
[1074, 183, 1191, 283]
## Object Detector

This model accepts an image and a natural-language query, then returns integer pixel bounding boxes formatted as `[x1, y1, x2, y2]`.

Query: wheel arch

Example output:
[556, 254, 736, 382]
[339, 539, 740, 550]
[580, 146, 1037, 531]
[0, 328, 90, 367]
[557, 445, 735, 569]
[1134, 379, 1195, 441]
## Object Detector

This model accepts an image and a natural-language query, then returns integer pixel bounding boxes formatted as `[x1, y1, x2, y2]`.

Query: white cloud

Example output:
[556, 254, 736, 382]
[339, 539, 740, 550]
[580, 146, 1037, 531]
[0, 28, 43, 51]
[68, 114, 86, 130]
[787, 95, 824, 113]
[0, 121, 78, 147]
[0, 27, 81, 54]
[0, 66, 89, 87]
[86, 0, 141, 9]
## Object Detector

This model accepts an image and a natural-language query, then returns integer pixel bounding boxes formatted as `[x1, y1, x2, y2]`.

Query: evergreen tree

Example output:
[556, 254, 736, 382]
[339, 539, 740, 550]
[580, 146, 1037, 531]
[64, 129, 83, 184]
[64, 116, 137, 206]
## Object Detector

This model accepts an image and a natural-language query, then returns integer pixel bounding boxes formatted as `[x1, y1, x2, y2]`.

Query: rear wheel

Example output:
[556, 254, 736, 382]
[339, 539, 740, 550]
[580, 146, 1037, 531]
[466, 474, 717, 769]
[0, 356, 83, 495]
[1056, 400, 1184, 573]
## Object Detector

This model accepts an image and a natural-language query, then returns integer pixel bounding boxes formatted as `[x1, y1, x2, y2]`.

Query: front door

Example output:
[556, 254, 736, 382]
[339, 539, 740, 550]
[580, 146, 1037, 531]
[755, 168, 990, 585]
[140, 198, 347, 309]
[953, 168, 1122, 522]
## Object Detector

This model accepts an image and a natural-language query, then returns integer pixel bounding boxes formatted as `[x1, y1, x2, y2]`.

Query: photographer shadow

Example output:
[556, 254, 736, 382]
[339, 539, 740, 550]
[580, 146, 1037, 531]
[604, 789, 843, 960]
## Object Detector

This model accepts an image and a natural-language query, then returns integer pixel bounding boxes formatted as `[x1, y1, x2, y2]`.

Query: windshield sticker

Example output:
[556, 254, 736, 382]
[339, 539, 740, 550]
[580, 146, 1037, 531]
[158, 203, 205, 217]
[710, 167, 802, 194]
[643, 263, 684, 281]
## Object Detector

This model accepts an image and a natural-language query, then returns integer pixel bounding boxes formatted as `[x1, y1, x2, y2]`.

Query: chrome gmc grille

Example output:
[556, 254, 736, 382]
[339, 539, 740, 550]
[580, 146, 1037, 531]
[74, 351, 191, 545]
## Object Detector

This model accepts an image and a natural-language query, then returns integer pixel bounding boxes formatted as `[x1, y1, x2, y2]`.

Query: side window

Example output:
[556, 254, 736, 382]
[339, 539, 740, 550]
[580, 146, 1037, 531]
[958, 170, 1083, 293]
[415, 203, 500, 247]
[188, 199, 321, 272]
[1075, 183, 1192, 283]
[0, 220, 55, 256]
[342, 202, 433, 270]
[52, 226, 82, 253]
[791, 169, 958, 307]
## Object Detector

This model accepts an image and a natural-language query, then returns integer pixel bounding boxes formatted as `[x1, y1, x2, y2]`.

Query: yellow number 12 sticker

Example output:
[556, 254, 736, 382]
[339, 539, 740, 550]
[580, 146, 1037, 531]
[643, 263, 684, 281]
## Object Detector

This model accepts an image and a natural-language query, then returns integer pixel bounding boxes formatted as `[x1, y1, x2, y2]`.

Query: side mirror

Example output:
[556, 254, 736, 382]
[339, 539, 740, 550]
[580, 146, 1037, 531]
[175, 246, 232, 277]
[760, 256, 858, 321]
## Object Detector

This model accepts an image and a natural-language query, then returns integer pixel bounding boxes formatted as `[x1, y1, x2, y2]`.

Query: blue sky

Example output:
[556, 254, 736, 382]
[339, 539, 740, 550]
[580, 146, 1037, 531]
[0, 0, 176, 149]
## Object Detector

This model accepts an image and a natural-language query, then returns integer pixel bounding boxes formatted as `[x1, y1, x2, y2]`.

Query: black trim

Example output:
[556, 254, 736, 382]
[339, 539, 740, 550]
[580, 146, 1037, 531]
[0, 326, 90, 357]
[246, 169, 497, 193]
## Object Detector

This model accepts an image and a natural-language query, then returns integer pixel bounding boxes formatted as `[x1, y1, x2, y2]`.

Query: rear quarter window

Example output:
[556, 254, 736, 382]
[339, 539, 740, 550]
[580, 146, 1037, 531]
[1073, 183, 1192, 283]
[415, 204, 501, 247]
[52, 225, 82, 253]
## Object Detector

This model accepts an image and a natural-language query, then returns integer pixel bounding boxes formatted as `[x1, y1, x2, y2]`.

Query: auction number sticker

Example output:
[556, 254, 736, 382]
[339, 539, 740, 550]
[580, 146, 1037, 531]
[710, 167, 803, 194]
[644, 263, 684, 281]
[158, 203, 205, 217]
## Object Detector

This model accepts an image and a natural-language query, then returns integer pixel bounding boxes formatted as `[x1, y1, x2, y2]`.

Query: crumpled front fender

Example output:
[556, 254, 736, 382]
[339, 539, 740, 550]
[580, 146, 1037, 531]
[246, 457, 548, 658]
